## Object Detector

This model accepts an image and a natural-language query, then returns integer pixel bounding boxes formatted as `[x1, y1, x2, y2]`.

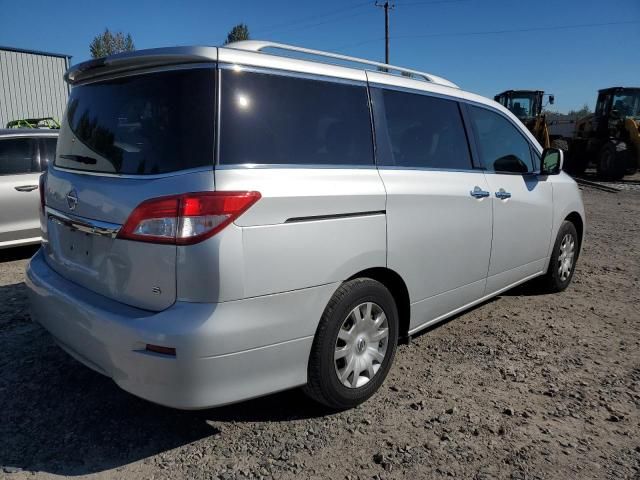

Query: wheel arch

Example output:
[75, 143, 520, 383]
[564, 211, 584, 249]
[346, 267, 411, 343]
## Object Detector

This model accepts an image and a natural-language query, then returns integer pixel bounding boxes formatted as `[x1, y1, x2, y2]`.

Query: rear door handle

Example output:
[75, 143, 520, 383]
[495, 188, 512, 200]
[15, 185, 38, 192]
[470, 186, 490, 198]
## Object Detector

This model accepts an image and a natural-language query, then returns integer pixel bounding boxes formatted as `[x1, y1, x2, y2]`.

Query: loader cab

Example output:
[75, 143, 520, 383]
[589, 87, 640, 141]
[494, 90, 546, 121]
[595, 87, 640, 124]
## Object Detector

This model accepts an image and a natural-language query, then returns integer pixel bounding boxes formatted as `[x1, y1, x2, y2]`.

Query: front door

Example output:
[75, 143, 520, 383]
[466, 105, 553, 294]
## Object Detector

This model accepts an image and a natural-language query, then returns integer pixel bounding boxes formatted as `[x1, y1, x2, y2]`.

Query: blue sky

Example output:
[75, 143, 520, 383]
[1, 0, 638, 112]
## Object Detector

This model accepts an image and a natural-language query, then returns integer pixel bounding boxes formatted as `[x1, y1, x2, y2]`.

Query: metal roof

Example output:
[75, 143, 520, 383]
[0, 45, 71, 59]
[598, 86, 640, 93]
[0, 128, 59, 137]
[496, 90, 545, 96]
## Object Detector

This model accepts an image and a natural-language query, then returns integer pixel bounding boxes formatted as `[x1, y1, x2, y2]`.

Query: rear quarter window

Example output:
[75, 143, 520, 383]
[371, 88, 472, 170]
[56, 67, 215, 175]
[219, 69, 373, 166]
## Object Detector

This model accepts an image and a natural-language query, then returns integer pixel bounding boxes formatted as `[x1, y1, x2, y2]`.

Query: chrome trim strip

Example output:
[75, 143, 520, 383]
[219, 62, 367, 87]
[46, 207, 121, 238]
[215, 163, 377, 170]
[285, 210, 385, 224]
[51, 165, 213, 179]
[377, 166, 483, 174]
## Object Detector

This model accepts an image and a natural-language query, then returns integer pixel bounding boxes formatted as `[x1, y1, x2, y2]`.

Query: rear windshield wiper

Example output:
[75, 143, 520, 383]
[59, 154, 98, 165]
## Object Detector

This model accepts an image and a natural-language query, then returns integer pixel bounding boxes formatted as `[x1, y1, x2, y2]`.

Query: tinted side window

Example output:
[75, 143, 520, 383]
[373, 88, 472, 170]
[39, 137, 58, 171]
[219, 70, 373, 166]
[468, 105, 534, 173]
[0, 138, 36, 175]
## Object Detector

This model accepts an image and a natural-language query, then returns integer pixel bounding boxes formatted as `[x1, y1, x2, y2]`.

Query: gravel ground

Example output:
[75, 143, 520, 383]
[1, 186, 638, 480]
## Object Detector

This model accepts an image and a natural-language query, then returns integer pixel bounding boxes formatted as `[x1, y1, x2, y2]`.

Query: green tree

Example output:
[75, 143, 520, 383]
[567, 103, 591, 119]
[223, 23, 250, 45]
[90, 28, 135, 58]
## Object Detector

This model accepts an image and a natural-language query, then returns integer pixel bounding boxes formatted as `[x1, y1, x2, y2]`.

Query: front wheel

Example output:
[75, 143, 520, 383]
[540, 221, 580, 292]
[597, 142, 626, 180]
[304, 278, 399, 409]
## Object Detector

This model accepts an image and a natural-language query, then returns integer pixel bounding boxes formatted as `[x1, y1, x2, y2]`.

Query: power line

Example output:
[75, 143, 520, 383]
[255, 1, 372, 35]
[267, 10, 377, 37]
[394, 0, 469, 5]
[395, 19, 640, 39]
[339, 19, 640, 50]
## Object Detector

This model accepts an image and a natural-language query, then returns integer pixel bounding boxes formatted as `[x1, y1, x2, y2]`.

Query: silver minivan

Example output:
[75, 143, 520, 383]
[26, 42, 585, 409]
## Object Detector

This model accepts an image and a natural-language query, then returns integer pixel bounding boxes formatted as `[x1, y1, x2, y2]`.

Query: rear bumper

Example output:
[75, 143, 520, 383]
[26, 249, 336, 409]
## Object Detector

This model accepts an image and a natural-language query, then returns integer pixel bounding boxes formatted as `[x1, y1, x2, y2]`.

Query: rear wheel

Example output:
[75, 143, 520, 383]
[304, 278, 398, 409]
[597, 142, 626, 180]
[540, 221, 580, 293]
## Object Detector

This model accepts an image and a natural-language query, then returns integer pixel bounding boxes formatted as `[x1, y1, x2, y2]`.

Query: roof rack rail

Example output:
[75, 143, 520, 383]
[225, 40, 458, 89]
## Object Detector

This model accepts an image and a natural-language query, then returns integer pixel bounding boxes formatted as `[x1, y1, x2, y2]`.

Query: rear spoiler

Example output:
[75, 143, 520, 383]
[65, 46, 218, 85]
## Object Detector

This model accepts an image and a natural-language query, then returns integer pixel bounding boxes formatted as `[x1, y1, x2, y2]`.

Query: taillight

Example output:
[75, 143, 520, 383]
[38, 173, 46, 213]
[117, 191, 261, 245]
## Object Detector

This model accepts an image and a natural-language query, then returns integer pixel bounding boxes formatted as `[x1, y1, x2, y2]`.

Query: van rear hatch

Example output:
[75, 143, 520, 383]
[44, 63, 216, 311]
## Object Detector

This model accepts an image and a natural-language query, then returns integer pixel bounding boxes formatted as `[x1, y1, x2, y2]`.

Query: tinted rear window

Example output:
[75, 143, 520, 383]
[219, 70, 373, 166]
[56, 67, 215, 175]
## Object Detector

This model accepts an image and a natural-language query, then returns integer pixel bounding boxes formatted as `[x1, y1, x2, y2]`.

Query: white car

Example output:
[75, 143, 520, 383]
[0, 129, 57, 249]
[26, 42, 585, 410]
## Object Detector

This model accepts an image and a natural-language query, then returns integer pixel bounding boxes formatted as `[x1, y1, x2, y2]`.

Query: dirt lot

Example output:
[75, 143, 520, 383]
[1, 185, 638, 480]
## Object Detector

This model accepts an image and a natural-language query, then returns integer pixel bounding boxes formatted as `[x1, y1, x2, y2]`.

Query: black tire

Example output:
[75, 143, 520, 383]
[564, 140, 588, 176]
[303, 278, 399, 409]
[597, 142, 626, 180]
[540, 220, 580, 293]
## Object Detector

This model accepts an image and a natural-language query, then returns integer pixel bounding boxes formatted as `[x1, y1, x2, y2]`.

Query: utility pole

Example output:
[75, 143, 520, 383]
[375, 1, 395, 64]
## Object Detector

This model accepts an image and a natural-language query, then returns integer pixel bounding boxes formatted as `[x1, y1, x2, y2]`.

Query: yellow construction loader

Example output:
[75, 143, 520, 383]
[494, 90, 559, 149]
[565, 87, 640, 179]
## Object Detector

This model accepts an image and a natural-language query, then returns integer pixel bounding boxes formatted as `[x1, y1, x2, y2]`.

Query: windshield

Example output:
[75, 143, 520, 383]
[506, 94, 537, 119]
[612, 91, 640, 118]
[55, 67, 215, 175]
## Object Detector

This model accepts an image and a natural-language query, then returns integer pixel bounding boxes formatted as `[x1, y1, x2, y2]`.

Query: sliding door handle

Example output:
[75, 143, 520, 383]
[495, 188, 512, 200]
[15, 185, 38, 192]
[470, 186, 490, 198]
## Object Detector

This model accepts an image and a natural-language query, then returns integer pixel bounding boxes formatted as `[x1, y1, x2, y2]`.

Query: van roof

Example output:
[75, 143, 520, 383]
[65, 41, 458, 88]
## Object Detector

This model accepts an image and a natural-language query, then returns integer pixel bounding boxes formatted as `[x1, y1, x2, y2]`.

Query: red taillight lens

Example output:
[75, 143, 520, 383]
[38, 173, 46, 213]
[117, 191, 261, 245]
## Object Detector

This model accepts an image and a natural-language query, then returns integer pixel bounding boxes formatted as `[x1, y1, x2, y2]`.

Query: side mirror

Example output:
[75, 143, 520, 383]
[541, 148, 563, 175]
[549, 94, 555, 105]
